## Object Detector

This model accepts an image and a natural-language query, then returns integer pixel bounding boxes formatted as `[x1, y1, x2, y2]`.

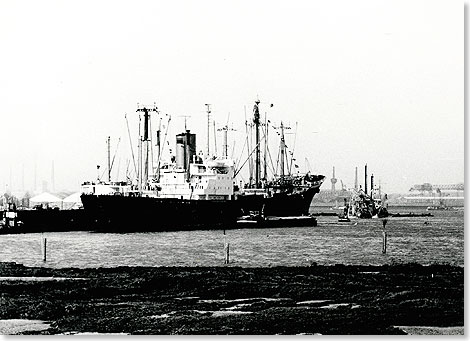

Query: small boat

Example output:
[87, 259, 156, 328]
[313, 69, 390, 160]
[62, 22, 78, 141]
[237, 214, 317, 228]
[347, 165, 389, 219]
[0, 203, 23, 231]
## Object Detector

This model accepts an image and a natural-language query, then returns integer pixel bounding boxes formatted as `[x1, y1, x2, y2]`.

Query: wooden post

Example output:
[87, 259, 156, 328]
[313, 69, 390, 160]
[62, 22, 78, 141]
[382, 219, 388, 254]
[42, 237, 47, 262]
[224, 242, 230, 264]
[382, 231, 387, 254]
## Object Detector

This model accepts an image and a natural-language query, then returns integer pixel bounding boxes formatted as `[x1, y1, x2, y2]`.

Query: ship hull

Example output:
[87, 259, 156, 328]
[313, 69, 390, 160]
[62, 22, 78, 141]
[236, 186, 320, 217]
[81, 194, 239, 232]
[0, 209, 87, 234]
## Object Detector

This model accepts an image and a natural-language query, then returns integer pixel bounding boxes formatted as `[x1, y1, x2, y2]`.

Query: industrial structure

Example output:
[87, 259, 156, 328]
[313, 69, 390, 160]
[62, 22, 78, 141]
[403, 183, 464, 207]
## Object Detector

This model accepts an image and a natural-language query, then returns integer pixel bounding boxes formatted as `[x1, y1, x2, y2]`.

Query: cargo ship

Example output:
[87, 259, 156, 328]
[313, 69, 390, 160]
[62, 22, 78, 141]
[235, 100, 325, 217]
[0, 101, 324, 234]
[82, 101, 325, 231]
[81, 105, 239, 232]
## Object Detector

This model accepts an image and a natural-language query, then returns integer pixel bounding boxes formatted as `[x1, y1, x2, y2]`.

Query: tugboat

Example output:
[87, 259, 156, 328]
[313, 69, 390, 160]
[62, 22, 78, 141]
[347, 165, 389, 219]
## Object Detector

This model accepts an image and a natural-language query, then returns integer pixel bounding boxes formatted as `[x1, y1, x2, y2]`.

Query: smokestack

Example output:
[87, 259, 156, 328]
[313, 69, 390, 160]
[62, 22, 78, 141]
[364, 164, 368, 194]
[354, 167, 358, 190]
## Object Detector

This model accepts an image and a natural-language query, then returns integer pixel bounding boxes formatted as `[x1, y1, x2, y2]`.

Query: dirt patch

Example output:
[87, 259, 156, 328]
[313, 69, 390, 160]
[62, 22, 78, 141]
[0, 262, 463, 335]
[394, 326, 464, 335]
[0, 319, 51, 335]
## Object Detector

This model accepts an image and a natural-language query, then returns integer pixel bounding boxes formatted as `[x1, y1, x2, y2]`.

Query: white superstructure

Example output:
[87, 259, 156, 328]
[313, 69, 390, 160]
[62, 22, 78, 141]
[150, 158, 234, 200]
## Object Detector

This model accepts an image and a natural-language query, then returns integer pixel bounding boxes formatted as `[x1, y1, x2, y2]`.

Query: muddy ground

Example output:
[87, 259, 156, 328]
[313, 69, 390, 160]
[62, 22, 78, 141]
[0, 262, 463, 335]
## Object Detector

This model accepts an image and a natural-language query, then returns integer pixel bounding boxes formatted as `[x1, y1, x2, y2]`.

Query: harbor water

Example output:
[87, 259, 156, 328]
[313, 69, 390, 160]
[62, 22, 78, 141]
[0, 208, 463, 269]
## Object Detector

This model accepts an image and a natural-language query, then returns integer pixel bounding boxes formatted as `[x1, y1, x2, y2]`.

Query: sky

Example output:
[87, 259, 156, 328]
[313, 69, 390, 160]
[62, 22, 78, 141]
[0, 0, 464, 194]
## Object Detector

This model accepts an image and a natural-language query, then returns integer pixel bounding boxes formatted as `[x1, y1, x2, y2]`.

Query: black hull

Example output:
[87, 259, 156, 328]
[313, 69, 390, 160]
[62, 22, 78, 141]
[0, 186, 320, 234]
[81, 194, 239, 232]
[236, 186, 320, 217]
[0, 209, 88, 234]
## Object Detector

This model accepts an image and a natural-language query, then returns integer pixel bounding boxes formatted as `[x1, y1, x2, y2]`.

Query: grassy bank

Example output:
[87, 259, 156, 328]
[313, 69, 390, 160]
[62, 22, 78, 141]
[0, 262, 463, 335]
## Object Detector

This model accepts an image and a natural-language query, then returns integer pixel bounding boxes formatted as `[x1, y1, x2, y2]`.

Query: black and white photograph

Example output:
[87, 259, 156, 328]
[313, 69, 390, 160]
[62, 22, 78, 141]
[0, 0, 464, 335]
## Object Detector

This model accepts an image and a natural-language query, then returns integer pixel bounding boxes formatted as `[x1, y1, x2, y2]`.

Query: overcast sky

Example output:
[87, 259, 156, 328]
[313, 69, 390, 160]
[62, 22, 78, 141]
[0, 0, 463, 194]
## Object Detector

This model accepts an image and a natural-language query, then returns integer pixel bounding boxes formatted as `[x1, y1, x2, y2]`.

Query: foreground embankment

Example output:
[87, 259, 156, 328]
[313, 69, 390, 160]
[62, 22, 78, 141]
[0, 262, 463, 335]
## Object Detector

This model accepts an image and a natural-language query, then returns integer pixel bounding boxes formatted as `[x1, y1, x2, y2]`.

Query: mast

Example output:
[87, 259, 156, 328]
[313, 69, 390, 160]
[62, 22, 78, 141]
[223, 127, 228, 158]
[354, 166, 358, 190]
[185, 129, 191, 182]
[263, 113, 268, 181]
[279, 122, 285, 178]
[137, 117, 141, 190]
[213, 120, 217, 157]
[205, 104, 211, 158]
[219, 125, 229, 158]
[155, 117, 162, 181]
[364, 163, 368, 194]
[136, 104, 158, 190]
[244, 106, 253, 186]
[107, 136, 111, 182]
[218, 113, 235, 159]
[370, 174, 374, 197]
[253, 100, 261, 188]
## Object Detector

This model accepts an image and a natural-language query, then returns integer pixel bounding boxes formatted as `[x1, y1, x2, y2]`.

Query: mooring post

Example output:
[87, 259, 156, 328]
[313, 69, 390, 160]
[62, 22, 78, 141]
[223, 230, 229, 264]
[382, 219, 388, 254]
[42, 237, 47, 262]
[224, 241, 230, 264]
[382, 231, 387, 254]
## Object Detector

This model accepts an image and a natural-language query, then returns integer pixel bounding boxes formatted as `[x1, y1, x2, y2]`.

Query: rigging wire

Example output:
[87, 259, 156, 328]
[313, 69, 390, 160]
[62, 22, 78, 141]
[125, 113, 138, 176]
[288, 122, 298, 175]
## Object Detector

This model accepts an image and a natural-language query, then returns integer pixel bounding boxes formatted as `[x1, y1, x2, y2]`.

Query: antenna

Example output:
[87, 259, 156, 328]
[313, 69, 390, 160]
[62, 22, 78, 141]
[178, 115, 191, 131]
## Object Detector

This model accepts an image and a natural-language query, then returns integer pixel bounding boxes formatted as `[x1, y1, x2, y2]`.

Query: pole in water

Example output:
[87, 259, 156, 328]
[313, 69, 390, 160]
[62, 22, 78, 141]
[224, 242, 230, 264]
[382, 231, 387, 254]
[42, 237, 47, 262]
[382, 219, 388, 254]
